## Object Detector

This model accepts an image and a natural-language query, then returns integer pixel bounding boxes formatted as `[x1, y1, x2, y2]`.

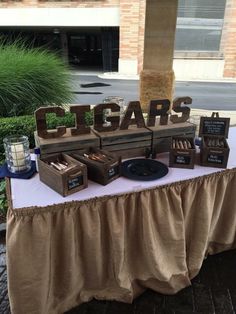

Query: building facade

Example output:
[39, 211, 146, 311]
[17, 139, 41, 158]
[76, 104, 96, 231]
[0, 0, 235, 80]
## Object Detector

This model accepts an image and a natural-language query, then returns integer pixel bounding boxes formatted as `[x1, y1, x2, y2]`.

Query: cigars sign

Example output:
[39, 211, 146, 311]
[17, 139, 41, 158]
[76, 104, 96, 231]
[35, 97, 192, 139]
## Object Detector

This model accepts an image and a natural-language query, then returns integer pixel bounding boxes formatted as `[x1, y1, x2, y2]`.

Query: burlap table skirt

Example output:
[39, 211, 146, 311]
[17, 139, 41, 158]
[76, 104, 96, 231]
[6, 168, 236, 314]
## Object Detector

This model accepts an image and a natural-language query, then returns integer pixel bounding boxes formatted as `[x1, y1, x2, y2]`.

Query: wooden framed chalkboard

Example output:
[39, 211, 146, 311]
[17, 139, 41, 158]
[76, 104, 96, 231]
[199, 113, 230, 138]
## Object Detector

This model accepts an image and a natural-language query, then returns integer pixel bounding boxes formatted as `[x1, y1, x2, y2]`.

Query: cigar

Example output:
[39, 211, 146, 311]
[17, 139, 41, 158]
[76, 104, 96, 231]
[219, 140, 224, 148]
[183, 140, 188, 149]
[208, 138, 212, 147]
[186, 139, 192, 149]
[83, 153, 105, 163]
[97, 153, 113, 162]
[172, 139, 176, 149]
[179, 140, 184, 149]
[57, 162, 67, 170]
[215, 138, 220, 147]
[91, 153, 106, 162]
[50, 162, 63, 171]
[61, 160, 68, 167]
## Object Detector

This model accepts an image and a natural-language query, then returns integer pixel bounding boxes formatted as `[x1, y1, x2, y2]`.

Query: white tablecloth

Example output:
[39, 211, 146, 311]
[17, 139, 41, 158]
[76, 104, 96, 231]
[11, 127, 236, 209]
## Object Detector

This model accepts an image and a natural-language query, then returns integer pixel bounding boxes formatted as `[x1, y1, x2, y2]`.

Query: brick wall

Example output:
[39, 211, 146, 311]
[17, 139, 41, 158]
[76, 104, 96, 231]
[3, 1, 235, 77]
[221, 0, 236, 77]
[0, 0, 119, 8]
[119, 0, 140, 60]
[137, 0, 145, 73]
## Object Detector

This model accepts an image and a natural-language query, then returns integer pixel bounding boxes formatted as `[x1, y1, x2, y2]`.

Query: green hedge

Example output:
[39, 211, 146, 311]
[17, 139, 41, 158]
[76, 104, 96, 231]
[0, 111, 93, 162]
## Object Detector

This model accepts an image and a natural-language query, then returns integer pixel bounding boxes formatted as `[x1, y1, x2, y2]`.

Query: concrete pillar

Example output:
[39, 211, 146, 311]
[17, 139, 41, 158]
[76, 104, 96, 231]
[140, 0, 178, 111]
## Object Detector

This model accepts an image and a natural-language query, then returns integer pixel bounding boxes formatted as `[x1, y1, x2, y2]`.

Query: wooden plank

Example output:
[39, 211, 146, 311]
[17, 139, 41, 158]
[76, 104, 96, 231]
[35, 129, 100, 155]
[40, 148, 90, 158]
[107, 147, 149, 159]
[93, 126, 152, 145]
[148, 122, 196, 138]
[153, 137, 172, 153]
[102, 140, 151, 151]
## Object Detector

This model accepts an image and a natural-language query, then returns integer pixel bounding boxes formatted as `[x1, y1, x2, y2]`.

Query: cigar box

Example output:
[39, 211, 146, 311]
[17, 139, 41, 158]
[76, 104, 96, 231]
[92, 126, 152, 159]
[199, 113, 230, 168]
[169, 136, 196, 169]
[147, 121, 196, 154]
[38, 153, 88, 196]
[71, 148, 121, 185]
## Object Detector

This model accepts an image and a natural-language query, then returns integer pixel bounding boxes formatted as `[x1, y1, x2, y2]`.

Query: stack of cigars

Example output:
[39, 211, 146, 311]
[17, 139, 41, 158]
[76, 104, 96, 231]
[172, 139, 192, 149]
[206, 138, 224, 148]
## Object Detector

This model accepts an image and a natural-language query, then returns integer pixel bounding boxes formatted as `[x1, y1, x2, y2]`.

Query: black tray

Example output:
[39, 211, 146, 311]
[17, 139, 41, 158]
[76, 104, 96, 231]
[121, 158, 168, 181]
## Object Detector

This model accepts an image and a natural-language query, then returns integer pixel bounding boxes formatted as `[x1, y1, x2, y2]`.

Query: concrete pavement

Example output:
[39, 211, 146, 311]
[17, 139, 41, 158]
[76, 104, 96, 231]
[70, 69, 236, 126]
[190, 108, 236, 126]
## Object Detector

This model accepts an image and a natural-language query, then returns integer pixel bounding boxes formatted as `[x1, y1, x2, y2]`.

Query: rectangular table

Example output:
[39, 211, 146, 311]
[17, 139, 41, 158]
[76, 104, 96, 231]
[6, 127, 236, 314]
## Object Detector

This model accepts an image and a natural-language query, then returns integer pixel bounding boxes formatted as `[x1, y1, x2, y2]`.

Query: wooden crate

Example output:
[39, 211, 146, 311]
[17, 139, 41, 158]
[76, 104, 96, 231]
[199, 114, 230, 168]
[169, 136, 196, 169]
[71, 148, 121, 185]
[38, 153, 88, 196]
[200, 136, 229, 168]
[147, 122, 196, 154]
[92, 126, 152, 159]
[34, 129, 100, 157]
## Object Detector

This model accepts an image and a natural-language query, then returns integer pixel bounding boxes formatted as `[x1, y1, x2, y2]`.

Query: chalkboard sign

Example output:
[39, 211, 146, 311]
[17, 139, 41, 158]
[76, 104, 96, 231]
[174, 155, 191, 165]
[108, 165, 119, 179]
[68, 175, 84, 190]
[199, 116, 230, 138]
[207, 154, 224, 165]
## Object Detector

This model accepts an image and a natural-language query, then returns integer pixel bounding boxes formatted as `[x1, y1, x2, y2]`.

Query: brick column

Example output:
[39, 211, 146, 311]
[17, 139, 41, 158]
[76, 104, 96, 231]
[140, 0, 178, 112]
[222, 0, 236, 78]
[119, 0, 143, 74]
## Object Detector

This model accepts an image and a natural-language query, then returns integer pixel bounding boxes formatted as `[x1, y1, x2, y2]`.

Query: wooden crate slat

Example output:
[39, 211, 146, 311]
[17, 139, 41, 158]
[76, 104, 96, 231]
[148, 122, 195, 138]
[102, 140, 151, 151]
[92, 127, 152, 145]
[107, 147, 149, 159]
[35, 129, 100, 155]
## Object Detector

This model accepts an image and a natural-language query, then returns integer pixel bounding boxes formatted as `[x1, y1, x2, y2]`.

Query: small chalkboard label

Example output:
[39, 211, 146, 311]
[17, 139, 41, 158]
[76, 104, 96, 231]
[207, 154, 224, 165]
[68, 176, 84, 190]
[175, 155, 191, 165]
[202, 120, 226, 136]
[108, 165, 119, 178]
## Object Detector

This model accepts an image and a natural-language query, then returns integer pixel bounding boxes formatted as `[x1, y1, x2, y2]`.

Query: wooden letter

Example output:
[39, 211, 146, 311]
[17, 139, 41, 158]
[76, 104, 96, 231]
[120, 101, 146, 130]
[94, 103, 120, 132]
[70, 105, 91, 135]
[170, 97, 191, 123]
[147, 99, 170, 127]
[35, 106, 66, 139]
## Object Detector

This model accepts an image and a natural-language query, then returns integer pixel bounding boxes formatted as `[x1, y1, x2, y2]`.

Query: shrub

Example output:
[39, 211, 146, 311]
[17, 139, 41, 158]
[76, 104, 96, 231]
[0, 41, 73, 117]
[0, 180, 7, 218]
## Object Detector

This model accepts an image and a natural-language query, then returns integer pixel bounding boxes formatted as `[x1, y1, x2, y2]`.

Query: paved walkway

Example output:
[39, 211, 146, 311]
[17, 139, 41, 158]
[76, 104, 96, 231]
[1, 233, 236, 314]
[190, 109, 236, 126]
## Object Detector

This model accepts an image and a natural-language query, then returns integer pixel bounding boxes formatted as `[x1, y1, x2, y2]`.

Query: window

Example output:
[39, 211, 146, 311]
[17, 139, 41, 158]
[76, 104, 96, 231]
[175, 0, 226, 52]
